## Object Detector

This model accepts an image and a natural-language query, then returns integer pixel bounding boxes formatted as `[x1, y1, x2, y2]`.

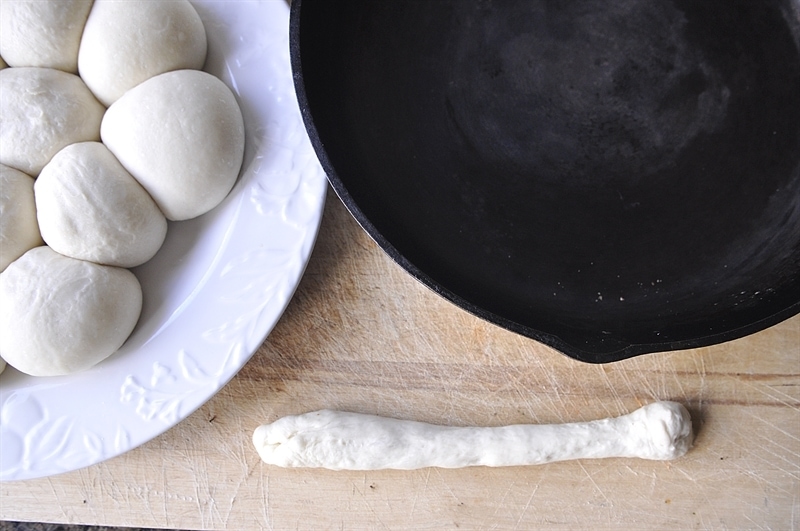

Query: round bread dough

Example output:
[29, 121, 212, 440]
[78, 0, 207, 106]
[35, 142, 168, 268]
[0, 164, 44, 272]
[0, 67, 105, 176]
[0, 0, 93, 73]
[0, 246, 143, 377]
[101, 69, 245, 221]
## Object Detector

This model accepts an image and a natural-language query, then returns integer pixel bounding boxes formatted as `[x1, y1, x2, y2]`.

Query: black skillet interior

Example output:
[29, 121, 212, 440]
[290, 0, 800, 362]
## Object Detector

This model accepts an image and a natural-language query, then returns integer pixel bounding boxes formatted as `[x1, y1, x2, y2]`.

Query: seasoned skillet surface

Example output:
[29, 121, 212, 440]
[292, 0, 800, 361]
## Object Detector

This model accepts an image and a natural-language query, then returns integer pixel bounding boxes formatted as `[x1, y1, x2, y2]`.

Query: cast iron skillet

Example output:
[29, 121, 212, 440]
[290, 0, 800, 363]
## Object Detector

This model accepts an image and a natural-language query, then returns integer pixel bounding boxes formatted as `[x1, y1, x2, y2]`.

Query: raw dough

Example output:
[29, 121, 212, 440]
[0, 164, 43, 272]
[0, 0, 93, 73]
[35, 142, 168, 268]
[0, 67, 105, 176]
[253, 402, 694, 470]
[0, 246, 142, 377]
[101, 69, 245, 221]
[78, 0, 207, 106]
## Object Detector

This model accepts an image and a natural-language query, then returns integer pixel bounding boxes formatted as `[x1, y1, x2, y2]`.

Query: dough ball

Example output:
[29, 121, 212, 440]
[101, 69, 244, 221]
[0, 164, 43, 272]
[0, 0, 93, 73]
[0, 246, 142, 377]
[35, 142, 168, 268]
[78, 0, 207, 106]
[0, 67, 105, 176]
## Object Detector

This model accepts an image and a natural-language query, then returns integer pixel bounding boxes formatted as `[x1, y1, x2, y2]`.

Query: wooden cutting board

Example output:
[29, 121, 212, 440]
[2, 188, 799, 530]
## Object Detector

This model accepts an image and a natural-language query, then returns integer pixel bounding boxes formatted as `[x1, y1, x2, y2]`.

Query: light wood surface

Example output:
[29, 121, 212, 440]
[2, 188, 799, 530]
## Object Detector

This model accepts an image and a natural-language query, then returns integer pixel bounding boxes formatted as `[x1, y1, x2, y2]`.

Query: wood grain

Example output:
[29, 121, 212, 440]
[2, 188, 799, 530]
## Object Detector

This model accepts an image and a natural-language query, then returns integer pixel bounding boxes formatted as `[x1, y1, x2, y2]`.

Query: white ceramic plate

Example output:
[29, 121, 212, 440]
[0, 0, 327, 481]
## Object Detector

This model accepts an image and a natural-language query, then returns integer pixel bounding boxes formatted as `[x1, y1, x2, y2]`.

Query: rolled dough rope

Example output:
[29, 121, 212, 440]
[253, 401, 693, 470]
